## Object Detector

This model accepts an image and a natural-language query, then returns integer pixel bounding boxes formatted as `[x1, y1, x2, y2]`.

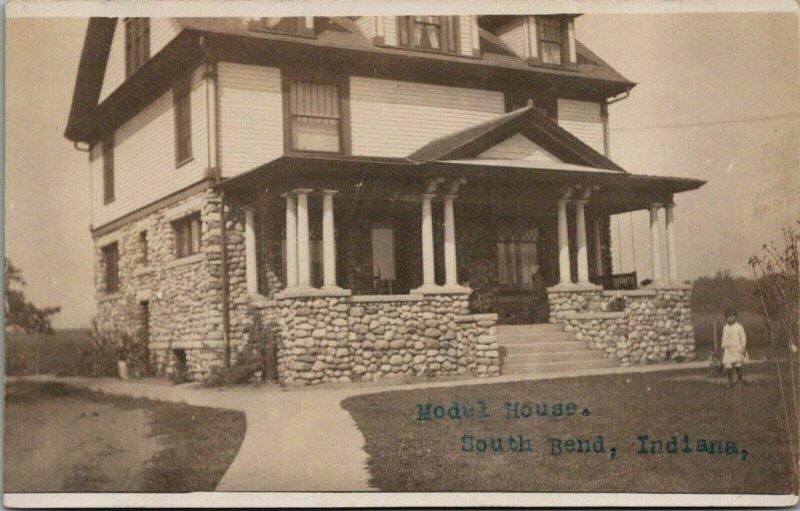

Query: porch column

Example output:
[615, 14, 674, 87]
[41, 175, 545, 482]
[649, 203, 663, 283]
[322, 190, 338, 289]
[592, 218, 604, 277]
[282, 193, 298, 288]
[575, 200, 590, 284]
[665, 202, 678, 282]
[295, 189, 313, 288]
[421, 193, 436, 287]
[557, 199, 572, 284]
[244, 206, 258, 294]
[443, 195, 458, 286]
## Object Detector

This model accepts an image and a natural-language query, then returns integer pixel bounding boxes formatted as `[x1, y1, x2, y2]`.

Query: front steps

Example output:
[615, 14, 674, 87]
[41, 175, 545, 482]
[497, 323, 619, 375]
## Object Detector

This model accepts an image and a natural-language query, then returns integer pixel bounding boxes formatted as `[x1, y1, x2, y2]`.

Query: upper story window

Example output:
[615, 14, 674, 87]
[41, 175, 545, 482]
[174, 213, 201, 259]
[139, 231, 149, 266]
[287, 81, 342, 153]
[248, 17, 315, 37]
[124, 18, 150, 78]
[538, 17, 565, 66]
[397, 16, 459, 54]
[173, 77, 193, 166]
[102, 243, 119, 293]
[102, 138, 115, 204]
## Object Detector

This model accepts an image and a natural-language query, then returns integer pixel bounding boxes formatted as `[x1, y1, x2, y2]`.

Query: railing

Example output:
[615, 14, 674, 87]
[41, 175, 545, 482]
[590, 271, 638, 290]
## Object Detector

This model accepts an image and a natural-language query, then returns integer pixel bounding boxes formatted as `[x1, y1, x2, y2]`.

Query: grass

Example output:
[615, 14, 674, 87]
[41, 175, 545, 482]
[5, 381, 247, 492]
[4, 329, 93, 375]
[342, 363, 800, 493]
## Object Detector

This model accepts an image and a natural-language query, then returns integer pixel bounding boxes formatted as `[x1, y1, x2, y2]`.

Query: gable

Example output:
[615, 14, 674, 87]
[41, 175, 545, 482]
[477, 133, 560, 163]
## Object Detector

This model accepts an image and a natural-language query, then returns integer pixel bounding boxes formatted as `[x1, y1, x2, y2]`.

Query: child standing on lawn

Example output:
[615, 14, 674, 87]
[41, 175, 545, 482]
[721, 308, 747, 388]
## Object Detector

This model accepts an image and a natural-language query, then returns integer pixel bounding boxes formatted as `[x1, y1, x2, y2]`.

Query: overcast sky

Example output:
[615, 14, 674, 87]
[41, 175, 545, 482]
[5, 12, 799, 328]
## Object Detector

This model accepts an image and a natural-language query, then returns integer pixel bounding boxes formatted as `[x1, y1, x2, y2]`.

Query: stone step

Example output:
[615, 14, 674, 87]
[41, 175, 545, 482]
[502, 358, 619, 375]
[497, 331, 576, 344]
[502, 350, 607, 365]
[501, 341, 588, 355]
[496, 323, 565, 335]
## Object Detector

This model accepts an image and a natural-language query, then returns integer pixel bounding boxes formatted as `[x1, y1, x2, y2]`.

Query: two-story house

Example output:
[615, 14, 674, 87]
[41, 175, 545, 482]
[66, 15, 704, 384]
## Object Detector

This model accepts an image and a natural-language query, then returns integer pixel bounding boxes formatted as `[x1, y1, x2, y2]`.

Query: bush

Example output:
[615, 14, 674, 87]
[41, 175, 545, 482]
[67, 320, 151, 378]
[202, 308, 279, 387]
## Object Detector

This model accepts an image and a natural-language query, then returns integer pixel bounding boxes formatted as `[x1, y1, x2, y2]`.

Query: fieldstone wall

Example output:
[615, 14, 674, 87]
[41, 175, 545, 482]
[548, 285, 696, 366]
[272, 292, 498, 385]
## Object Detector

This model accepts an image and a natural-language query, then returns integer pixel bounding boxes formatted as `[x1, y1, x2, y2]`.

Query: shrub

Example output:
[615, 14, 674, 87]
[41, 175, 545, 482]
[67, 320, 151, 378]
[607, 296, 627, 312]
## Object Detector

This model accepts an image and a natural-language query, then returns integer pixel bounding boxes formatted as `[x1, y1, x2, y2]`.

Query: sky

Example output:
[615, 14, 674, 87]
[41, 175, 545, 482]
[4, 12, 799, 328]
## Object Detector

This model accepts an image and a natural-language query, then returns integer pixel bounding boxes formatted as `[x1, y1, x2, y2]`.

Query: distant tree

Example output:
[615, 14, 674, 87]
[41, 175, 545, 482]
[4, 258, 61, 334]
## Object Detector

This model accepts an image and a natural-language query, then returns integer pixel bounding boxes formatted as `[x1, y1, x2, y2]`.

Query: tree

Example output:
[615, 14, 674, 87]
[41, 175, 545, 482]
[4, 258, 61, 334]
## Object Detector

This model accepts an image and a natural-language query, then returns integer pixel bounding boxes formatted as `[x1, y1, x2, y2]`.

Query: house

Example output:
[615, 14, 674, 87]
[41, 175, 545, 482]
[66, 15, 704, 384]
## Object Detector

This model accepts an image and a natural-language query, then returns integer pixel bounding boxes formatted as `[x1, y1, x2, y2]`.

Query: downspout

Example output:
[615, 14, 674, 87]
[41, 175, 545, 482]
[200, 35, 230, 370]
[602, 88, 631, 159]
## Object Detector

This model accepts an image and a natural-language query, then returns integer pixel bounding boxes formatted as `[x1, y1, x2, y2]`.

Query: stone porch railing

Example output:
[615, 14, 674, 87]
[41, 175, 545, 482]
[548, 283, 696, 366]
[253, 289, 499, 385]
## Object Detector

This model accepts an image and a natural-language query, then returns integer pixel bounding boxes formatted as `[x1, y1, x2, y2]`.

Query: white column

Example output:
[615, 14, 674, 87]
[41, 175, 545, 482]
[665, 203, 678, 283]
[295, 189, 313, 288]
[421, 193, 436, 287]
[557, 199, 572, 284]
[282, 193, 298, 288]
[592, 217, 604, 277]
[322, 190, 338, 289]
[575, 200, 590, 284]
[649, 203, 663, 283]
[443, 195, 458, 286]
[244, 206, 258, 294]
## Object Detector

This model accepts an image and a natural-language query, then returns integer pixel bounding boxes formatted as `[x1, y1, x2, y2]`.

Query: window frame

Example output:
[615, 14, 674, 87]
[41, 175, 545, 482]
[102, 242, 120, 294]
[281, 70, 351, 156]
[173, 213, 202, 259]
[102, 138, 115, 205]
[124, 17, 150, 78]
[139, 230, 149, 266]
[397, 16, 460, 55]
[496, 224, 540, 291]
[247, 17, 316, 38]
[533, 16, 571, 69]
[173, 76, 193, 167]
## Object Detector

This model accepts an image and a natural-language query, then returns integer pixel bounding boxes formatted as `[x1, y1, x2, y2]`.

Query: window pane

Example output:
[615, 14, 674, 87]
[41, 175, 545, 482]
[291, 118, 340, 152]
[399, 17, 409, 46]
[371, 227, 396, 281]
[541, 42, 562, 64]
[190, 217, 201, 255]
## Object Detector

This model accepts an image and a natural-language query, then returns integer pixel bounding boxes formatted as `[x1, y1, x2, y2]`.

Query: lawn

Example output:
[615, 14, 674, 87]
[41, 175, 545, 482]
[4, 381, 246, 492]
[342, 363, 799, 494]
[4, 329, 93, 376]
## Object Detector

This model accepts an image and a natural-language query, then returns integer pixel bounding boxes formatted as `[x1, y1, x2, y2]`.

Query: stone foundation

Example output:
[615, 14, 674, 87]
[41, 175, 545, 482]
[548, 284, 696, 366]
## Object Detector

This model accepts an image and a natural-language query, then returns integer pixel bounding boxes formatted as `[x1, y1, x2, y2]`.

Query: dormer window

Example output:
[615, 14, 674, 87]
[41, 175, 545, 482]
[538, 17, 565, 65]
[124, 18, 150, 78]
[248, 17, 316, 38]
[397, 16, 459, 54]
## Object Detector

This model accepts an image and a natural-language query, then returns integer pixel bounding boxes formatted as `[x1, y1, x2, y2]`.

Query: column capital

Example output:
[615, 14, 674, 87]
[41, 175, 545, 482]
[292, 188, 314, 196]
[420, 193, 436, 201]
[557, 198, 571, 206]
[650, 202, 663, 210]
[443, 194, 458, 201]
[242, 204, 255, 212]
[322, 189, 339, 197]
[573, 199, 588, 207]
[280, 192, 296, 200]
[664, 202, 676, 209]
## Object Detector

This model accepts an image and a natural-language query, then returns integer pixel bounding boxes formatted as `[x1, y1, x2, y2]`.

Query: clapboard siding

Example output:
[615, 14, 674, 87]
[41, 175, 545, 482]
[383, 17, 397, 46]
[99, 18, 183, 103]
[458, 16, 474, 56]
[557, 99, 605, 154]
[217, 63, 284, 177]
[92, 67, 208, 227]
[478, 133, 559, 162]
[350, 77, 505, 157]
[497, 18, 527, 58]
[355, 16, 376, 40]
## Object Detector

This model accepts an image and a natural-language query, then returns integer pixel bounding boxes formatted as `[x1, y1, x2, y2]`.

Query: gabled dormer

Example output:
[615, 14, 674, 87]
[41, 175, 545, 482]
[355, 16, 481, 57]
[481, 15, 579, 69]
[246, 17, 316, 38]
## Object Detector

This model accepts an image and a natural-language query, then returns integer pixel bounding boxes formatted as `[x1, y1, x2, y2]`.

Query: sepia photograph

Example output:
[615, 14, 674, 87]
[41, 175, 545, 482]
[4, 0, 799, 507]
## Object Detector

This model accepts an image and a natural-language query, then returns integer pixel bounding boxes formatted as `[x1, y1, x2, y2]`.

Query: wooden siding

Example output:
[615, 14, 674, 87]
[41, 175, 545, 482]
[92, 67, 209, 227]
[383, 16, 397, 46]
[497, 18, 527, 58]
[355, 16, 376, 40]
[557, 99, 605, 154]
[349, 76, 505, 157]
[458, 16, 474, 56]
[477, 133, 559, 162]
[217, 63, 284, 177]
[99, 18, 183, 103]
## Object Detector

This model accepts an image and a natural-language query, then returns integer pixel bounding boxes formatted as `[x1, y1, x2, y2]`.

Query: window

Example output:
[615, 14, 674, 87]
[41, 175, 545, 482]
[124, 18, 150, 78]
[398, 16, 459, 53]
[538, 17, 564, 65]
[497, 227, 539, 289]
[103, 243, 119, 293]
[288, 81, 342, 153]
[174, 213, 201, 259]
[139, 231, 148, 266]
[249, 17, 314, 36]
[372, 225, 396, 293]
[173, 77, 193, 165]
[102, 138, 114, 204]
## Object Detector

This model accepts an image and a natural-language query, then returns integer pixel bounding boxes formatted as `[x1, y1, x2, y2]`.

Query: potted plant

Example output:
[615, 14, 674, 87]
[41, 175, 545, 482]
[115, 329, 133, 380]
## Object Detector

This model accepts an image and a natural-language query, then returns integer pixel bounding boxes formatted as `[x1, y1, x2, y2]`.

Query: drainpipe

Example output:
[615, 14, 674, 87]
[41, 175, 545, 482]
[200, 35, 230, 369]
[602, 88, 630, 159]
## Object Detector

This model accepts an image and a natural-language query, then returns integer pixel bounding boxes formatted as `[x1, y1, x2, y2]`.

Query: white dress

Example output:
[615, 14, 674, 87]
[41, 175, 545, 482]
[721, 322, 747, 366]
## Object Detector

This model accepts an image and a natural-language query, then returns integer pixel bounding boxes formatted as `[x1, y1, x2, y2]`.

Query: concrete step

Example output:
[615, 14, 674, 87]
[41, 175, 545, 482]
[503, 350, 607, 365]
[500, 341, 587, 355]
[496, 323, 565, 335]
[502, 358, 619, 375]
[497, 331, 576, 344]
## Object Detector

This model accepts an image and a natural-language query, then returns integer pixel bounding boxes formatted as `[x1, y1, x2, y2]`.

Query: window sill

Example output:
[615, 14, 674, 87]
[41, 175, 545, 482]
[165, 252, 206, 269]
[98, 292, 124, 302]
[175, 155, 194, 169]
[526, 58, 579, 71]
[133, 266, 155, 277]
[377, 42, 481, 60]
[103, 198, 116, 206]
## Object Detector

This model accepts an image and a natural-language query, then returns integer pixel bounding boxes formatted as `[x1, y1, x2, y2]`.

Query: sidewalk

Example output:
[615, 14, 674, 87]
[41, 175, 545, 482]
[30, 360, 711, 491]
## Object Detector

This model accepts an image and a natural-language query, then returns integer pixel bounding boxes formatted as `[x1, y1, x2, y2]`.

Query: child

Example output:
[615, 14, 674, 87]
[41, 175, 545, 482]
[721, 308, 747, 388]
